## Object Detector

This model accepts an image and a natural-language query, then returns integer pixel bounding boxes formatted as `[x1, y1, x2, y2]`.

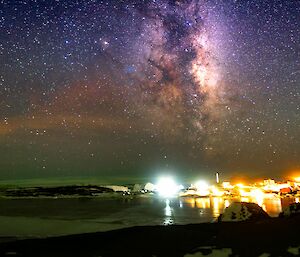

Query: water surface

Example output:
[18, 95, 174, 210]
[0, 195, 298, 238]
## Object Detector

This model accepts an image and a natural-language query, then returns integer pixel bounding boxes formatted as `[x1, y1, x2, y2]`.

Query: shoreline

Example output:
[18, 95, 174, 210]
[1, 216, 300, 257]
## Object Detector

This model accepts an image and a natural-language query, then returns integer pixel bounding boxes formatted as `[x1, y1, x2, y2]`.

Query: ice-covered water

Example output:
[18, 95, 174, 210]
[0, 195, 297, 238]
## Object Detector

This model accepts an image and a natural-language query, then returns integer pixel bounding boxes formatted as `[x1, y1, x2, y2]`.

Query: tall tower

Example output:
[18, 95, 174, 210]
[216, 172, 220, 184]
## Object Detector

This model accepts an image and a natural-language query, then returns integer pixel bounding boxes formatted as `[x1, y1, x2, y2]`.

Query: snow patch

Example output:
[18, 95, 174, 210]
[144, 182, 156, 192]
[185, 248, 232, 257]
[220, 202, 252, 222]
[258, 253, 270, 257]
[103, 186, 129, 192]
[287, 246, 300, 255]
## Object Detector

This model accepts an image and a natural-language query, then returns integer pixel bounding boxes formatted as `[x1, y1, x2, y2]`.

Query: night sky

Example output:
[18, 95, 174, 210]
[0, 0, 299, 181]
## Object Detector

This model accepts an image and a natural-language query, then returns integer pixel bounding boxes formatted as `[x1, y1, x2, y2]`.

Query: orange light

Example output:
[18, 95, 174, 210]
[285, 169, 300, 181]
[236, 183, 244, 188]
[294, 177, 300, 182]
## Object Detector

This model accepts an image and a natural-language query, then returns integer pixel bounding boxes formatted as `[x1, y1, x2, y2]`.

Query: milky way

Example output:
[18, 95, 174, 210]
[0, 0, 299, 180]
[129, 0, 229, 138]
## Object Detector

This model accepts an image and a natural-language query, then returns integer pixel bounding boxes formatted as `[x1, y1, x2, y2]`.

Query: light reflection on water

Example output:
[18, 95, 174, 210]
[178, 195, 297, 218]
[0, 196, 298, 237]
[160, 195, 293, 227]
[163, 199, 174, 225]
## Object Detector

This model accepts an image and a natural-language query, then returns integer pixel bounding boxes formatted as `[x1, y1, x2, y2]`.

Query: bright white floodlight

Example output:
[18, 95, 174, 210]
[156, 177, 179, 197]
[194, 180, 210, 197]
[195, 180, 208, 190]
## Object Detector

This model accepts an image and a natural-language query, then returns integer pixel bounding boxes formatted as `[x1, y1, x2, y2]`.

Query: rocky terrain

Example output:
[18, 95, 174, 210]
[0, 185, 115, 197]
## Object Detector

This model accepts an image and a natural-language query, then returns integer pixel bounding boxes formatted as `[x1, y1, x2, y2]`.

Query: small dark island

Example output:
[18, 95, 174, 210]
[0, 185, 115, 198]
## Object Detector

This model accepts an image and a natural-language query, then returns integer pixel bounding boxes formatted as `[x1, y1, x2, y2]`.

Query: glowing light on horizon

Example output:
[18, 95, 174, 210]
[222, 182, 233, 189]
[156, 177, 180, 198]
[236, 183, 244, 188]
[294, 177, 300, 182]
[211, 185, 224, 197]
[194, 180, 210, 197]
[195, 180, 209, 190]
[250, 188, 265, 207]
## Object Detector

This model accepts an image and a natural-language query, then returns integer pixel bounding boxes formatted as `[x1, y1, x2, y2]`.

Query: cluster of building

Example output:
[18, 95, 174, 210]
[136, 174, 300, 199]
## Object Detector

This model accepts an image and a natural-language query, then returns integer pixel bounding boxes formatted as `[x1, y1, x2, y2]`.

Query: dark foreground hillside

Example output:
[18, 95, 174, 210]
[1, 216, 300, 257]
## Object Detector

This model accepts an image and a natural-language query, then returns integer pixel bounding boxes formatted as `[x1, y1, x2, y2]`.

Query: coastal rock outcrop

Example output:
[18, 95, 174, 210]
[218, 202, 270, 222]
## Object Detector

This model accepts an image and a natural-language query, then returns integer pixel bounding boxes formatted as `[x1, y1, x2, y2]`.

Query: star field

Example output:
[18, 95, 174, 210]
[0, 0, 299, 180]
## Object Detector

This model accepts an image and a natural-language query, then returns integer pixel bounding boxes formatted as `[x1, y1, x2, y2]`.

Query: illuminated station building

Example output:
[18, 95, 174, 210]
[151, 173, 300, 199]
